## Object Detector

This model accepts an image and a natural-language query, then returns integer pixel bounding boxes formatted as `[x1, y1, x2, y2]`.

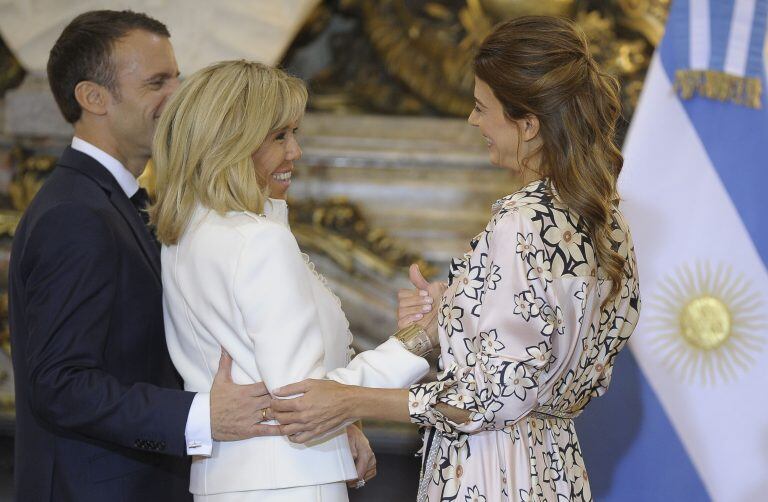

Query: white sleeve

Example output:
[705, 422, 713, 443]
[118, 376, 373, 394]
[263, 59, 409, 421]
[233, 224, 326, 392]
[327, 338, 430, 388]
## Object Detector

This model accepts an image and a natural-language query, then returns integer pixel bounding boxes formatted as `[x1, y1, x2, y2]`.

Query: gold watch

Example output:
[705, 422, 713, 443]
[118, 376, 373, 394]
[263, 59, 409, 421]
[392, 324, 433, 357]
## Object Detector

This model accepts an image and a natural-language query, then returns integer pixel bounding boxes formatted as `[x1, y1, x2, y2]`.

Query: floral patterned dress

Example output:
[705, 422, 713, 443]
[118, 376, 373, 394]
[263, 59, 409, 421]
[408, 179, 640, 502]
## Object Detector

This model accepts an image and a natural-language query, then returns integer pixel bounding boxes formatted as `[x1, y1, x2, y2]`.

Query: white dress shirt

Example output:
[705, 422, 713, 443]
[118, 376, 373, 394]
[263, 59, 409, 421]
[70, 137, 213, 456]
[71, 137, 140, 197]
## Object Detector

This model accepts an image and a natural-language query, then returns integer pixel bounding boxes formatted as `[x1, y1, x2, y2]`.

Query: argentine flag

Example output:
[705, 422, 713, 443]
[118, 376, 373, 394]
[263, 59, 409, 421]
[575, 1, 768, 501]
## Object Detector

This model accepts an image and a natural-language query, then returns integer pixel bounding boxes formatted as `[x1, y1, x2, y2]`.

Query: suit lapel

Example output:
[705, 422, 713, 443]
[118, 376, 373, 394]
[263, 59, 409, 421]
[57, 147, 161, 280]
[109, 190, 162, 278]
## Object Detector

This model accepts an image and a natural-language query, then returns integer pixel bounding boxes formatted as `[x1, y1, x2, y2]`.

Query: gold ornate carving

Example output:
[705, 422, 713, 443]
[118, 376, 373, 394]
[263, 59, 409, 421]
[0, 211, 20, 238]
[479, 0, 575, 19]
[290, 197, 437, 279]
[303, 0, 672, 119]
[617, 0, 670, 46]
[0, 34, 24, 96]
[7, 148, 57, 213]
[0, 291, 9, 358]
[0, 211, 13, 381]
[0, 150, 56, 382]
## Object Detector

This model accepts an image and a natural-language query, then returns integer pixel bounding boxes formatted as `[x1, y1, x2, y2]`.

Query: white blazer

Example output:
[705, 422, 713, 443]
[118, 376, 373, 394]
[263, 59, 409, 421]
[162, 199, 429, 495]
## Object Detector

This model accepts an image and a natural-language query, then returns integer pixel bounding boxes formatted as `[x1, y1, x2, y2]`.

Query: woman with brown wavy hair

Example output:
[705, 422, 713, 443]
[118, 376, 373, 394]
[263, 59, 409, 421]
[270, 16, 640, 501]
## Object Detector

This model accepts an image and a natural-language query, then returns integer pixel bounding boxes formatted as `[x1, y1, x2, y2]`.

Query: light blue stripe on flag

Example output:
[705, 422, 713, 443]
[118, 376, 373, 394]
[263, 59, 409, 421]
[709, 0, 736, 71]
[746, 0, 768, 75]
[672, 0, 692, 68]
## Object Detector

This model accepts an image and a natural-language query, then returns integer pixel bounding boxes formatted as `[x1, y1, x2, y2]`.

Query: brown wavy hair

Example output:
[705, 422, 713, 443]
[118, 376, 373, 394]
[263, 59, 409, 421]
[474, 16, 626, 301]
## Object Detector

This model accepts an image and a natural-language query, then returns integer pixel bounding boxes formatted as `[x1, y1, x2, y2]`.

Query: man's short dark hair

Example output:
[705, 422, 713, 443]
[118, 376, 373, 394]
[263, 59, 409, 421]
[47, 10, 170, 123]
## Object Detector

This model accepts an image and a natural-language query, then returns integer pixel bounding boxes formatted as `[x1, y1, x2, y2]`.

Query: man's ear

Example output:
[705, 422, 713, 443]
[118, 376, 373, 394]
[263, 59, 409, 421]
[74, 80, 109, 116]
[522, 114, 541, 142]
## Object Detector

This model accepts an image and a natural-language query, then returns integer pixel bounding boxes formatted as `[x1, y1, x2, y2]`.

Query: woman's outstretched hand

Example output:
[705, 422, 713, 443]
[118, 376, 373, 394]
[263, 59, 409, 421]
[270, 379, 356, 443]
[345, 424, 376, 487]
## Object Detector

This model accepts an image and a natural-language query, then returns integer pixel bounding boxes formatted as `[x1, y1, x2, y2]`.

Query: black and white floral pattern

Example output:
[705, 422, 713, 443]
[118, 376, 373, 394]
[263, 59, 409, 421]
[408, 179, 640, 501]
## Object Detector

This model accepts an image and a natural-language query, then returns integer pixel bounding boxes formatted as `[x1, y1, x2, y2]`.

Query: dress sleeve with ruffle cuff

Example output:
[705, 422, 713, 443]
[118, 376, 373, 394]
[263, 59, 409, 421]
[408, 376, 472, 436]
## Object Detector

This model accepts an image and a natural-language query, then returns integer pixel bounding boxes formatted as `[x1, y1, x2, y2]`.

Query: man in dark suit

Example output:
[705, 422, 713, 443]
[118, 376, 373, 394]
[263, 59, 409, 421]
[9, 10, 277, 501]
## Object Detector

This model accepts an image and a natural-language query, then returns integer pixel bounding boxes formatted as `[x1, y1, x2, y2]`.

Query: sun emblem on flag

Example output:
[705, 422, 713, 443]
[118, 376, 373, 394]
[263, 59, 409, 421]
[645, 262, 766, 385]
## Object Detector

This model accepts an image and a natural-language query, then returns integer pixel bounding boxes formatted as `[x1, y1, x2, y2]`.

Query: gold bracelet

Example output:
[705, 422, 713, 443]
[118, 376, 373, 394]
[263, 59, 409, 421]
[391, 324, 433, 357]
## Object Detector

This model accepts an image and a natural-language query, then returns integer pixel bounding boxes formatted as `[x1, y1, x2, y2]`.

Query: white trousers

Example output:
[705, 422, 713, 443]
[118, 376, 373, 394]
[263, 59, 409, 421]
[194, 482, 349, 502]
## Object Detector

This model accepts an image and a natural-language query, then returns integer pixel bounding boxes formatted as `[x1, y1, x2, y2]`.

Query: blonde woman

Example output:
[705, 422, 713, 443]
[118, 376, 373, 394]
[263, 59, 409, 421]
[151, 61, 438, 501]
[270, 17, 641, 502]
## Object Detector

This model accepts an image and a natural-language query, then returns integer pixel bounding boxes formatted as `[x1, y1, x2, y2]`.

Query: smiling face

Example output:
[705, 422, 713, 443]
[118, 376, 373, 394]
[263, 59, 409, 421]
[251, 121, 302, 199]
[467, 77, 543, 179]
[105, 29, 180, 172]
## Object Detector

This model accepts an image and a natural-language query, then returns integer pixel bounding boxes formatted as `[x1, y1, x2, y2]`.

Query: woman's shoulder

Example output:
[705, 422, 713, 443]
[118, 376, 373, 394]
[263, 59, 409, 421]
[493, 179, 552, 214]
[488, 180, 598, 276]
[491, 180, 580, 237]
[492, 179, 573, 224]
[191, 207, 296, 249]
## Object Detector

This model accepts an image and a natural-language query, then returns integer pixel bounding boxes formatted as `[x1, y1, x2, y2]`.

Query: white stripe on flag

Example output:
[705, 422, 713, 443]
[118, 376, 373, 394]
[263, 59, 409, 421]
[725, 0, 758, 75]
[765, 7, 768, 76]
[690, 0, 711, 69]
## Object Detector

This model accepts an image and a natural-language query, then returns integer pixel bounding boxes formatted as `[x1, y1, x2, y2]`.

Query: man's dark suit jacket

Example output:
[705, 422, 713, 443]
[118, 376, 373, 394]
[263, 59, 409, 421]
[9, 147, 195, 501]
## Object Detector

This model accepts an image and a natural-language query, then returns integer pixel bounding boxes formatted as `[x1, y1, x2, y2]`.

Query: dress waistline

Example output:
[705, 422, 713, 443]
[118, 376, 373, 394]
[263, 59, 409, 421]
[528, 408, 581, 421]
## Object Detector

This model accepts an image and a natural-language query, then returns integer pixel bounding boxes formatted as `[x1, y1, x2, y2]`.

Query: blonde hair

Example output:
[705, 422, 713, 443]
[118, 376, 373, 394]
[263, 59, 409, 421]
[150, 60, 308, 245]
[474, 16, 626, 303]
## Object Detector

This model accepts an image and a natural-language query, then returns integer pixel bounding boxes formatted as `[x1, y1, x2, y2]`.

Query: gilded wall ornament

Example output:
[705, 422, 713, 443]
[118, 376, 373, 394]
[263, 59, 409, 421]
[290, 197, 437, 279]
[0, 34, 23, 96]
[6, 148, 56, 213]
[296, 0, 671, 121]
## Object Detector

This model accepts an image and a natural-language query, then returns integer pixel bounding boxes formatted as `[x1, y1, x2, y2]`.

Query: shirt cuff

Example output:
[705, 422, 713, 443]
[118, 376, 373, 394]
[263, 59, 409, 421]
[184, 392, 212, 456]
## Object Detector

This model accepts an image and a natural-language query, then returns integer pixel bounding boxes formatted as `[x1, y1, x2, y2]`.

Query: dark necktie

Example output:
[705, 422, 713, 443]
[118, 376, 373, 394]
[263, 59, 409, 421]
[130, 187, 151, 227]
[129, 187, 160, 250]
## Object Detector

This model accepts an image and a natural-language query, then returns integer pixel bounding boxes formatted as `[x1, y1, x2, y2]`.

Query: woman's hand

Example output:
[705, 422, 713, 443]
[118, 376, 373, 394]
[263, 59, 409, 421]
[345, 424, 376, 488]
[397, 264, 446, 347]
[270, 379, 358, 443]
[397, 265, 434, 328]
[397, 264, 434, 328]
